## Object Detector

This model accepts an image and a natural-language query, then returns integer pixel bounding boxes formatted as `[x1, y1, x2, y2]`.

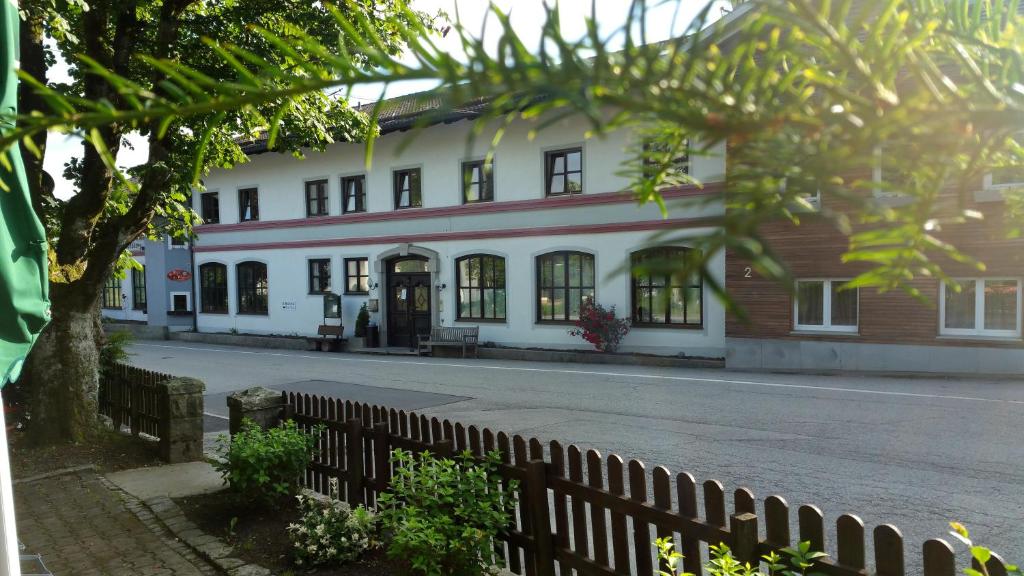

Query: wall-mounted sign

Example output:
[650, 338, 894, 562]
[323, 293, 341, 319]
[166, 269, 192, 281]
[281, 301, 297, 311]
[367, 298, 379, 313]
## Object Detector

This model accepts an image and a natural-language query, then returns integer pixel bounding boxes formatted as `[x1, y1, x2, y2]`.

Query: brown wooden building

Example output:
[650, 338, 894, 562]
[726, 186, 1024, 374]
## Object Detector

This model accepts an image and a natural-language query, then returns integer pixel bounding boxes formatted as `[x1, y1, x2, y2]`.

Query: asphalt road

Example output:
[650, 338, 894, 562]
[128, 341, 1024, 570]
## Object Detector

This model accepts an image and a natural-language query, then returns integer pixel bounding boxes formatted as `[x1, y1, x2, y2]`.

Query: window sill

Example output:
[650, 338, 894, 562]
[305, 214, 331, 219]
[236, 311, 269, 316]
[790, 329, 860, 337]
[975, 186, 1023, 203]
[344, 291, 370, 296]
[199, 311, 229, 315]
[937, 334, 1022, 342]
[394, 205, 424, 211]
[455, 318, 507, 324]
[341, 210, 367, 215]
[535, 320, 577, 326]
[544, 192, 584, 199]
[308, 292, 330, 296]
[463, 199, 495, 205]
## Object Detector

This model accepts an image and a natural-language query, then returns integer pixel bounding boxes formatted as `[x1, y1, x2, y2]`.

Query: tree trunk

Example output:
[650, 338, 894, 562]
[24, 284, 104, 444]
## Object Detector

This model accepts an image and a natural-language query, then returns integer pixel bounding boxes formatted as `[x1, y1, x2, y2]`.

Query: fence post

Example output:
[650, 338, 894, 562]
[158, 377, 205, 463]
[731, 513, 759, 566]
[526, 459, 555, 576]
[346, 417, 365, 506]
[227, 387, 286, 434]
[372, 422, 391, 498]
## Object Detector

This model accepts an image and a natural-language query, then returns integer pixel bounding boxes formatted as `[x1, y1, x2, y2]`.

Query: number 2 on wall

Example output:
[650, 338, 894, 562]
[744, 267, 752, 278]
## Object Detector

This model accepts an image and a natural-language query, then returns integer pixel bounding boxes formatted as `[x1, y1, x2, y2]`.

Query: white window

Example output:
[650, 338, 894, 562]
[794, 279, 858, 333]
[167, 235, 189, 249]
[169, 291, 192, 313]
[779, 177, 820, 211]
[940, 279, 1021, 338]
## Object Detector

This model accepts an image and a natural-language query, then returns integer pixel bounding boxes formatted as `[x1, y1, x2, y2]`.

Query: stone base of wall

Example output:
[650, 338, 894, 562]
[168, 331, 309, 350]
[103, 322, 169, 341]
[435, 345, 725, 369]
[726, 337, 1024, 376]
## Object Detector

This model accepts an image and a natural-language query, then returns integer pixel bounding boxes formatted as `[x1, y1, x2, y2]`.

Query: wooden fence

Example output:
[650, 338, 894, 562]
[98, 363, 170, 439]
[284, 391, 1007, 576]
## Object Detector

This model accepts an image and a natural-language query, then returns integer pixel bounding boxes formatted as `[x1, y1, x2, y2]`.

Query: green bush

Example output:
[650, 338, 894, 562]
[288, 478, 377, 568]
[355, 304, 370, 337]
[377, 449, 518, 576]
[214, 419, 320, 505]
[100, 331, 133, 378]
[656, 539, 826, 576]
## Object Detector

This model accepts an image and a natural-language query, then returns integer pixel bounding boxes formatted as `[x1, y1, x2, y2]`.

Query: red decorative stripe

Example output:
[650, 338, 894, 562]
[193, 217, 718, 253]
[194, 183, 723, 234]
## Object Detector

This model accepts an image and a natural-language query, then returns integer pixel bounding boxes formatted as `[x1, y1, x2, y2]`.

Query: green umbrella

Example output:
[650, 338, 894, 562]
[1, 0, 51, 386]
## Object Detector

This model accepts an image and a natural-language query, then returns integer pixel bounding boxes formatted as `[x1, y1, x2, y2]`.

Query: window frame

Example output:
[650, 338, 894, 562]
[455, 254, 507, 322]
[199, 262, 229, 314]
[344, 257, 370, 295]
[544, 147, 584, 197]
[939, 278, 1022, 338]
[132, 266, 147, 311]
[535, 251, 596, 323]
[984, 133, 1024, 189]
[793, 278, 859, 333]
[461, 159, 494, 204]
[642, 139, 690, 181]
[169, 291, 192, 314]
[102, 275, 123, 309]
[236, 261, 269, 316]
[200, 191, 220, 224]
[393, 168, 422, 210]
[341, 174, 367, 214]
[630, 247, 703, 329]
[238, 187, 260, 222]
[308, 258, 332, 295]
[305, 179, 329, 217]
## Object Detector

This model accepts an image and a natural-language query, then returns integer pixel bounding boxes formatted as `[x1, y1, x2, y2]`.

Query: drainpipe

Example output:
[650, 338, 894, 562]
[189, 243, 197, 332]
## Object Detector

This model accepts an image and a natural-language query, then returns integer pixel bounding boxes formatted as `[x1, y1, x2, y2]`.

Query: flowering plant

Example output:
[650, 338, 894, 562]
[287, 478, 377, 567]
[568, 300, 630, 352]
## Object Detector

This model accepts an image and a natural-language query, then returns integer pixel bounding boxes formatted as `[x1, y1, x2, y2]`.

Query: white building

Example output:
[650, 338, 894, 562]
[192, 97, 727, 357]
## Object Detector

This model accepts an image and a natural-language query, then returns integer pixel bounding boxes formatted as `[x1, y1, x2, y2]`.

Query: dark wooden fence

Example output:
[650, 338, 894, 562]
[284, 391, 1007, 576]
[98, 363, 170, 438]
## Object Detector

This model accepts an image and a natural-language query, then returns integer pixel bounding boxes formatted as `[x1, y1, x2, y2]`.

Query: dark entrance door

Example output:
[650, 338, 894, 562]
[386, 257, 432, 348]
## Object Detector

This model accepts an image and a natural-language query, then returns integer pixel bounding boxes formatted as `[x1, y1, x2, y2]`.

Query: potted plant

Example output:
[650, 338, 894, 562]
[348, 303, 371, 350]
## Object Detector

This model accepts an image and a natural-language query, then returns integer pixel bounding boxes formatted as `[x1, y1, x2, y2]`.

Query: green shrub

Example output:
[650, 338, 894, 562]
[214, 419, 320, 505]
[656, 539, 826, 576]
[355, 304, 370, 337]
[377, 449, 518, 576]
[100, 331, 133, 378]
[288, 478, 377, 567]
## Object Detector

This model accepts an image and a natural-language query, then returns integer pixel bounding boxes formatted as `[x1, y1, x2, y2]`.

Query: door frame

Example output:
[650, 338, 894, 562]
[374, 244, 441, 347]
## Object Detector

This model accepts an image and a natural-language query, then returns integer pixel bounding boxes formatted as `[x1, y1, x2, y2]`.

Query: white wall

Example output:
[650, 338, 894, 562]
[200, 114, 727, 223]
[195, 228, 726, 357]
[193, 113, 728, 357]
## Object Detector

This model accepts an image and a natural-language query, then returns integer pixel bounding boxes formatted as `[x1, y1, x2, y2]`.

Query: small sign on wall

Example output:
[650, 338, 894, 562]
[323, 293, 341, 319]
[367, 298, 379, 313]
[281, 301, 297, 311]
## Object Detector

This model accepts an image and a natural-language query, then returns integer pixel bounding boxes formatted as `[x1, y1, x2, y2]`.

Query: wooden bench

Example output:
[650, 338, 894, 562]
[308, 324, 344, 352]
[417, 326, 479, 358]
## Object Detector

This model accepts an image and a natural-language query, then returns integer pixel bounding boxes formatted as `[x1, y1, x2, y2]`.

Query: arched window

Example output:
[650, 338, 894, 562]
[536, 251, 595, 322]
[456, 254, 506, 320]
[236, 261, 268, 315]
[631, 247, 702, 327]
[199, 263, 228, 314]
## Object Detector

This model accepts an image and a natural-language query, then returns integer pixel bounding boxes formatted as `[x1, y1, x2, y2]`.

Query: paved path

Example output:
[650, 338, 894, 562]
[15, 469, 218, 576]
[129, 341, 1024, 570]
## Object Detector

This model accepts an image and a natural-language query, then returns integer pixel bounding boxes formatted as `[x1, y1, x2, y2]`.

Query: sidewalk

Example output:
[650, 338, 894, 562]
[14, 467, 220, 576]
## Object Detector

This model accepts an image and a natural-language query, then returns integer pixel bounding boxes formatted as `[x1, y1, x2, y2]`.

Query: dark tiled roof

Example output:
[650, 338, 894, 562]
[237, 90, 492, 155]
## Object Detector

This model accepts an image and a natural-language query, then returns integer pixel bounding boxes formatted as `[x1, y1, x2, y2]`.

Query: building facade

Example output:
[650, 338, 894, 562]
[726, 184, 1024, 374]
[100, 235, 195, 333]
[191, 107, 728, 357]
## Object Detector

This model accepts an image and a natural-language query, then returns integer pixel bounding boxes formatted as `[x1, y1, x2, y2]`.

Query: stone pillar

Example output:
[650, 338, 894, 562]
[227, 387, 285, 435]
[159, 377, 205, 463]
